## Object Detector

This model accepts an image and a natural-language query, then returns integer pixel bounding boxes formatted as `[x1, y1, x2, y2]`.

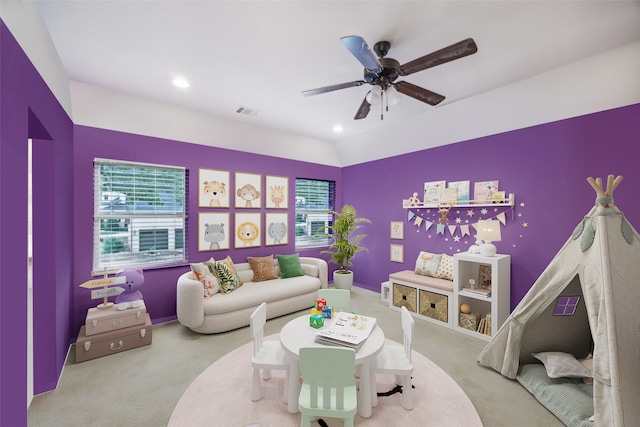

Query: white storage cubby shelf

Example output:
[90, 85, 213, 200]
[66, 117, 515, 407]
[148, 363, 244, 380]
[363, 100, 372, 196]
[453, 253, 510, 341]
[402, 193, 516, 209]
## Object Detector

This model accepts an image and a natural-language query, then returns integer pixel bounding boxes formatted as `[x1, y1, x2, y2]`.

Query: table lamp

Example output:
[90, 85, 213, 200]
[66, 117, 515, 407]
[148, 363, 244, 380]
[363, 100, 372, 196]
[477, 219, 501, 257]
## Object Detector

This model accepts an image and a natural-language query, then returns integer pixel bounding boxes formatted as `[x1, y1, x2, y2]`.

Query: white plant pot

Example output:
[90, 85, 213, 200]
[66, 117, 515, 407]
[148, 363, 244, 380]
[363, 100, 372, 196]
[333, 270, 353, 290]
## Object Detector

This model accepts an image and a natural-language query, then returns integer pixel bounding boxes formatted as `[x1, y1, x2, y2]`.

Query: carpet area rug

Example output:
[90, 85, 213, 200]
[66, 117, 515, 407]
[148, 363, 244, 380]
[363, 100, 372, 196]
[168, 335, 482, 426]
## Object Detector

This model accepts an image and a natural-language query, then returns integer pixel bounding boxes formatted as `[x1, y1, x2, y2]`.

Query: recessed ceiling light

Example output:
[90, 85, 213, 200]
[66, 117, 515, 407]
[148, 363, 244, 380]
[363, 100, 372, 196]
[333, 125, 343, 133]
[172, 77, 190, 88]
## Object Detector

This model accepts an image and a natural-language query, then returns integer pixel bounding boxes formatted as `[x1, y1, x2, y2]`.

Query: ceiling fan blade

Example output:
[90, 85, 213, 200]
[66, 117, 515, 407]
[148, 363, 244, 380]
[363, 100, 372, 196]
[340, 35, 383, 72]
[354, 97, 371, 120]
[395, 81, 445, 106]
[400, 38, 478, 76]
[302, 81, 365, 97]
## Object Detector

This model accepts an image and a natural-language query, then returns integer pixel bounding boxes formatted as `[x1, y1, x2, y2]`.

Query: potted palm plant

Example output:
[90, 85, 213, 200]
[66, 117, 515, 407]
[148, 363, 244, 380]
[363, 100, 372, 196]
[318, 204, 372, 290]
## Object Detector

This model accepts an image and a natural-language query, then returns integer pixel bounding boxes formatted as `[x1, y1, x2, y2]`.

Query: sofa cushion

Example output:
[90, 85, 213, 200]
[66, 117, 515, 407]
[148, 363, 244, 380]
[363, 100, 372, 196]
[203, 275, 322, 315]
[190, 259, 219, 298]
[248, 255, 279, 282]
[213, 257, 242, 294]
[389, 270, 453, 292]
[277, 253, 304, 278]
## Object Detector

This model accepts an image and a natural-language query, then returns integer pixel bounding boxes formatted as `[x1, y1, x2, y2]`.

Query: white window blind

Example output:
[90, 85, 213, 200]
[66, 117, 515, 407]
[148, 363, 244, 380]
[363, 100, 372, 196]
[93, 159, 188, 272]
[295, 178, 335, 249]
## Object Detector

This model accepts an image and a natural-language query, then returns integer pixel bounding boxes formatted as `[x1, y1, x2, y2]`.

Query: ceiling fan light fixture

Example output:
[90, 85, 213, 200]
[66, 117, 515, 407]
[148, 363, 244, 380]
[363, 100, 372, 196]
[386, 85, 401, 106]
[365, 85, 382, 105]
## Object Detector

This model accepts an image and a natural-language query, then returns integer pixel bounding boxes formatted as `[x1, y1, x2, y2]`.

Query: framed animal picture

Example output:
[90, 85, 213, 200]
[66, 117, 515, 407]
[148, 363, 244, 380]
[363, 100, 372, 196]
[235, 172, 262, 208]
[265, 175, 288, 209]
[198, 168, 230, 208]
[265, 213, 288, 246]
[198, 212, 230, 251]
[235, 212, 261, 248]
[390, 244, 404, 263]
[390, 221, 404, 239]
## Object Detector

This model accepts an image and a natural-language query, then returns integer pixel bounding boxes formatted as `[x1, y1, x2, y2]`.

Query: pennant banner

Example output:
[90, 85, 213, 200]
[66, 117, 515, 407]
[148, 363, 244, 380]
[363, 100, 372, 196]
[424, 220, 433, 232]
[408, 211, 415, 221]
[460, 224, 470, 237]
[414, 216, 423, 227]
[448, 225, 457, 236]
[497, 212, 506, 226]
[436, 223, 445, 235]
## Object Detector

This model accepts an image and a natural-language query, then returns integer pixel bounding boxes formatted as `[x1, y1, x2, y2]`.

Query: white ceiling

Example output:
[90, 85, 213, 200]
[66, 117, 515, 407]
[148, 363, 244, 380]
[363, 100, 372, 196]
[34, 1, 640, 166]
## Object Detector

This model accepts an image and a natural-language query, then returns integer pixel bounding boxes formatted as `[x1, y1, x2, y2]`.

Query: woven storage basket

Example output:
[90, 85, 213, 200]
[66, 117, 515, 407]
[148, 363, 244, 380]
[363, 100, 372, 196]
[392, 283, 417, 312]
[419, 290, 449, 323]
[459, 312, 480, 331]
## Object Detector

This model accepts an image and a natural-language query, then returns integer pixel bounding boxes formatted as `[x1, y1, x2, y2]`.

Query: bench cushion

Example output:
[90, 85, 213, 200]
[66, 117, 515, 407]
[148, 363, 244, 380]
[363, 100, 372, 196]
[389, 270, 453, 292]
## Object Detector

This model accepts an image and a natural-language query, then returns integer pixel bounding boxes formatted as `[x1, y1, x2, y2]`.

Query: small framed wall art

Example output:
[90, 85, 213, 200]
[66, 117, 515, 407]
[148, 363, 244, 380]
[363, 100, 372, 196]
[235, 212, 261, 248]
[198, 168, 230, 208]
[265, 175, 289, 209]
[478, 264, 492, 290]
[198, 212, 230, 251]
[390, 244, 404, 263]
[265, 212, 288, 246]
[235, 172, 262, 208]
[390, 221, 404, 239]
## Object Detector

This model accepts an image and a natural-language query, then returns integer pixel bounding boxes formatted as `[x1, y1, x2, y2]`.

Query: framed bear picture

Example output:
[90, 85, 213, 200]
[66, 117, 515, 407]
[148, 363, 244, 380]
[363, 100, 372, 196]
[265, 175, 288, 209]
[235, 212, 261, 248]
[235, 172, 262, 208]
[265, 213, 288, 246]
[198, 212, 230, 251]
[198, 168, 230, 208]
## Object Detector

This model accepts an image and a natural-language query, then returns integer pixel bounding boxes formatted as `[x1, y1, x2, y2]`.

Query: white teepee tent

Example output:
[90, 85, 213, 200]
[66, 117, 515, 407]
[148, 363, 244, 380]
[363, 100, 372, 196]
[477, 175, 640, 426]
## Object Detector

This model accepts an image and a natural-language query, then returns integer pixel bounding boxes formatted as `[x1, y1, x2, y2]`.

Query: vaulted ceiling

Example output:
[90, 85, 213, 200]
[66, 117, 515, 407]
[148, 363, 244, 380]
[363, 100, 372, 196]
[35, 1, 640, 166]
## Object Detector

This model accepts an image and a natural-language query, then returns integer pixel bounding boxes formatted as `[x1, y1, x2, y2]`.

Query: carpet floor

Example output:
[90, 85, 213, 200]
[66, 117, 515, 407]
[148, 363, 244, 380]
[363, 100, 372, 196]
[168, 335, 482, 427]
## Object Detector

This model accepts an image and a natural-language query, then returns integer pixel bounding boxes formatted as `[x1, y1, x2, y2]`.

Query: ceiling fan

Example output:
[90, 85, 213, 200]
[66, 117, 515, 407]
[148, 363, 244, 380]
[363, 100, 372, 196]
[302, 35, 478, 120]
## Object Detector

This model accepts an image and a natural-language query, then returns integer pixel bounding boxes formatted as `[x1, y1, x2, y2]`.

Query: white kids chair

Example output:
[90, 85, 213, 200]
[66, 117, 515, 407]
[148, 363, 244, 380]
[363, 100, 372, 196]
[317, 288, 351, 312]
[249, 302, 290, 401]
[372, 305, 415, 409]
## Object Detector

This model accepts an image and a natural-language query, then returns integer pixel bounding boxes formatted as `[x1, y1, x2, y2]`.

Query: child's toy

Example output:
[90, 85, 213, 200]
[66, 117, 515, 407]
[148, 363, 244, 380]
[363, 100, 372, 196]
[310, 308, 322, 316]
[315, 298, 327, 311]
[322, 306, 334, 319]
[115, 268, 144, 310]
[309, 314, 324, 329]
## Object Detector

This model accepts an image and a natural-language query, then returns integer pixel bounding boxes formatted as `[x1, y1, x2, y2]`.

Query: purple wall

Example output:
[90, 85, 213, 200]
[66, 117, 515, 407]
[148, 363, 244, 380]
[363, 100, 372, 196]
[343, 104, 640, 308]
[1, 22, 74, 425]
[72, 125, 342, 329]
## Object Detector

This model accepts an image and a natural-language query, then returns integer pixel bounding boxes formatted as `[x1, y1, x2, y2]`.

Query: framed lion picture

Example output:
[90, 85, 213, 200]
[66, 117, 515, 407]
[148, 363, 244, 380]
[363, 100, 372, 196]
[235, 212, 261, 248]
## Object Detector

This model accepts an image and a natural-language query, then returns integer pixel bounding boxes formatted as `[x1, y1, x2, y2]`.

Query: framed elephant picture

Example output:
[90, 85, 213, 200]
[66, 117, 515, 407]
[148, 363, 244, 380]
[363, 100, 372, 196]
[265, 175, 288, 209]
[265, 213, 288, 246]
[198, 168, 230, 208]
[198, 212, 230, 251]
[235, 172, 262, 208]
[235, 212, 261, 248]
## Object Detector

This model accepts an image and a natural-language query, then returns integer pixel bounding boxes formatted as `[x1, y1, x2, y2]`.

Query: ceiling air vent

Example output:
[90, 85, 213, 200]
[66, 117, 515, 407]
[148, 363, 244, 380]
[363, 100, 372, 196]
[236, 106, 260, 117]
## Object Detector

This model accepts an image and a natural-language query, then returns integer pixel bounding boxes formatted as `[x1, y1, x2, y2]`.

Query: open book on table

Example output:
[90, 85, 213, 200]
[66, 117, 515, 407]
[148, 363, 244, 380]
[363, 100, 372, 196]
[314, 312, 376, 350]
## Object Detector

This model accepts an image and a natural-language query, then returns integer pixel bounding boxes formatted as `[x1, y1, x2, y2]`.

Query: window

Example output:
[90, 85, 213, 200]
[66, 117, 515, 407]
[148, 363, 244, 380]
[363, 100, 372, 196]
[295, 178, 335, 249]
[93, 159, 187, 272]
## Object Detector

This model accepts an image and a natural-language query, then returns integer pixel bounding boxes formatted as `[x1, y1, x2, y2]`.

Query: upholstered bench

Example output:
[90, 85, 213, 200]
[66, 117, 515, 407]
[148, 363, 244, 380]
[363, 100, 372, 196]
[386, 252, 455, 329]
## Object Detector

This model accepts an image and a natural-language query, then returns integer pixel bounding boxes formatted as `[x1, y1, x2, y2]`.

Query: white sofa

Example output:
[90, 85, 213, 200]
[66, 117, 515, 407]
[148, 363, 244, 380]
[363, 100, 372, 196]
[176, 257, 328, 334]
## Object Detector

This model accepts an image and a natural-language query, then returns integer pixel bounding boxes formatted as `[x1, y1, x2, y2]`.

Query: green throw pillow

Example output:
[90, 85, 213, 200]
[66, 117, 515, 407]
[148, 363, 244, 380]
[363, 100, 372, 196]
[277, 254, 304, 279]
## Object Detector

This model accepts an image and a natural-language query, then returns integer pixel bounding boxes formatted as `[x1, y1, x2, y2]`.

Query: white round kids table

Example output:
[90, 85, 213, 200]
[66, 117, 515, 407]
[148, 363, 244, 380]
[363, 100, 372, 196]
[279, 314, 385, 417]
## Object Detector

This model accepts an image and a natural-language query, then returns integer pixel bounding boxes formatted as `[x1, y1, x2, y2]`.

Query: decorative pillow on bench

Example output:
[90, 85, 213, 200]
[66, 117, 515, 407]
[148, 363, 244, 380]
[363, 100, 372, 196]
[414, 251, 442, 277]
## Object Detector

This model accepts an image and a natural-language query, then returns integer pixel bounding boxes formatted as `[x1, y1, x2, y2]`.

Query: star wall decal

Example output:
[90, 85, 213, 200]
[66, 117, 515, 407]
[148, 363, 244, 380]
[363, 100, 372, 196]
[455, 217, 462, 224]
[467, 210, 474, 217]
[522, 222, 529, 228]
[481, 208, 488, 215]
